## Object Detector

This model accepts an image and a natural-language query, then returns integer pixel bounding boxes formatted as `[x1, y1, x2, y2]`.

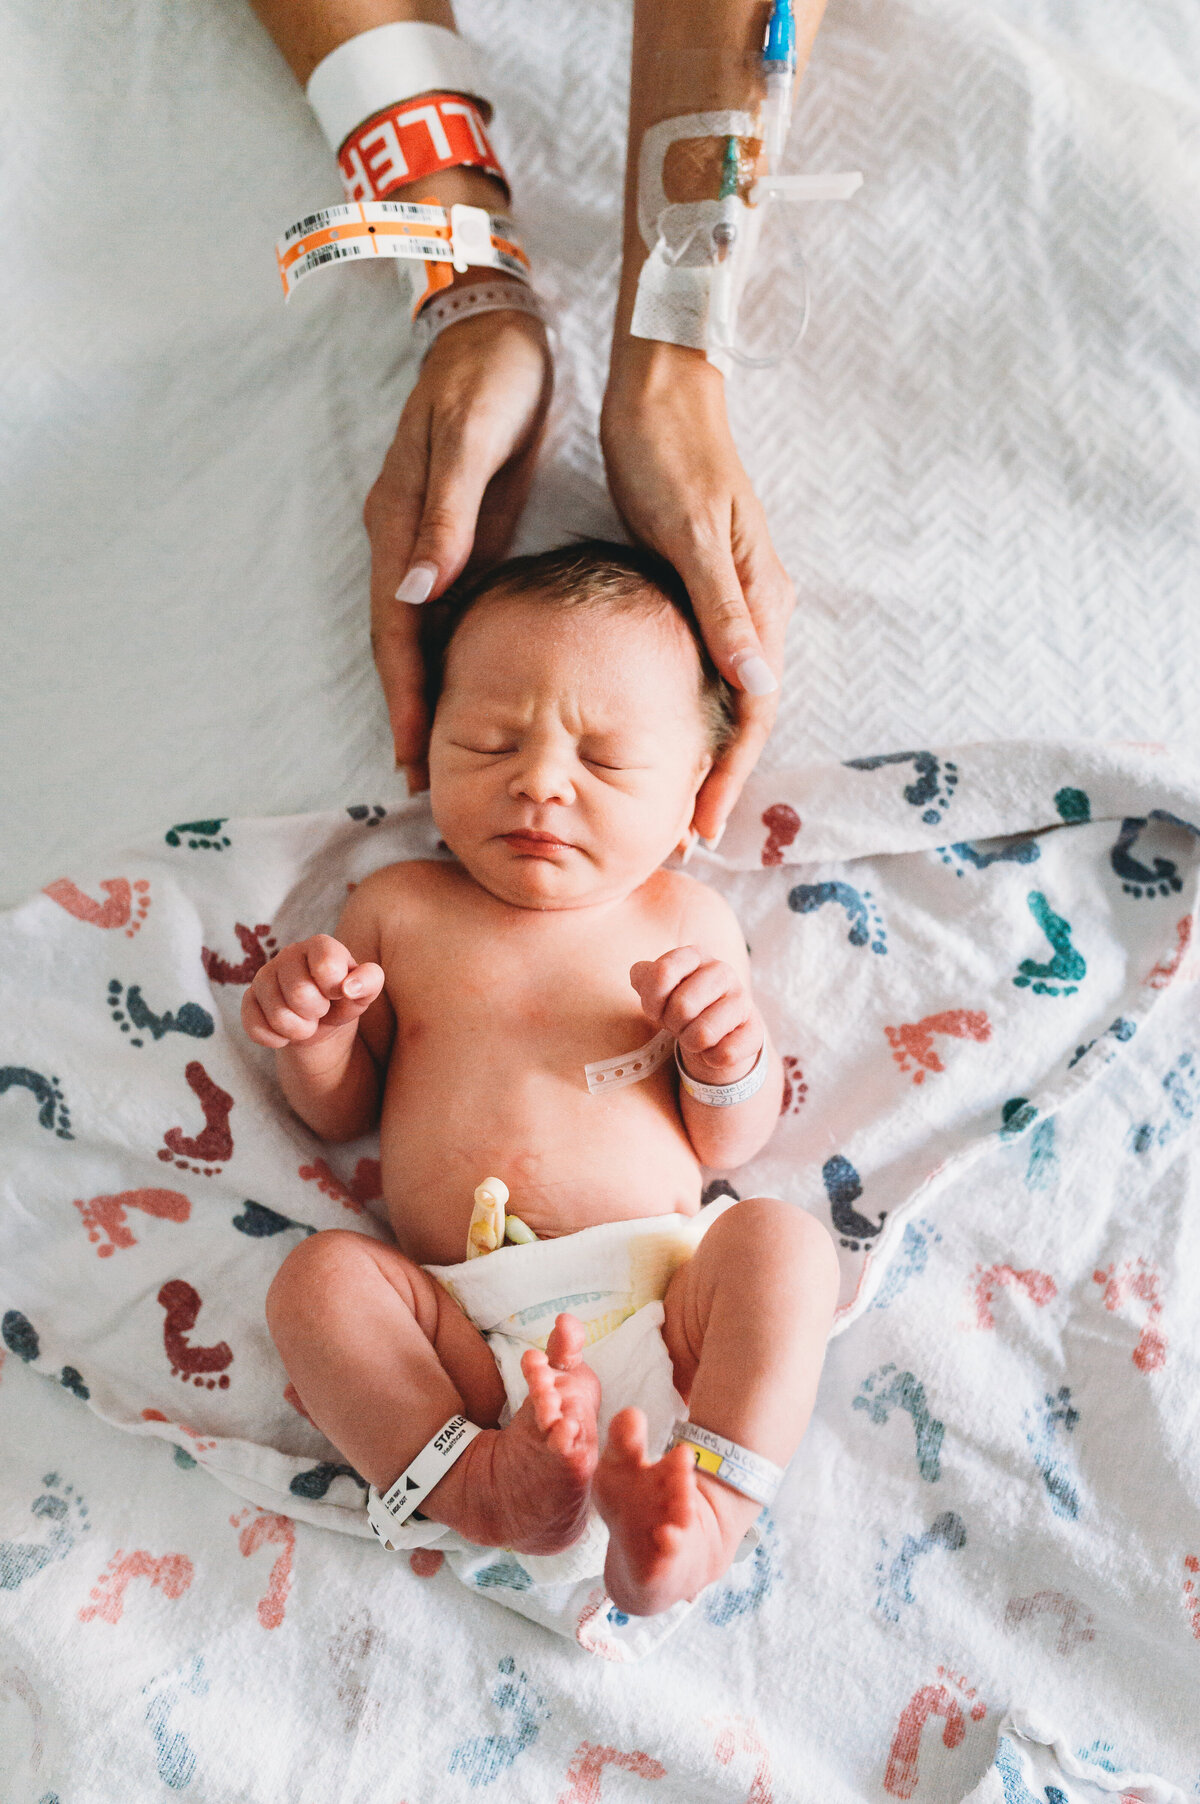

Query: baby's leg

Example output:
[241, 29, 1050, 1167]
[266, 1230, 600, 1555]
[594, 1197, 839, 1615]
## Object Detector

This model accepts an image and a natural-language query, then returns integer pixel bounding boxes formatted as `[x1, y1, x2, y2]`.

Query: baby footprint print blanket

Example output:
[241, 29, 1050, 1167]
[0, 738, 1197, 1670]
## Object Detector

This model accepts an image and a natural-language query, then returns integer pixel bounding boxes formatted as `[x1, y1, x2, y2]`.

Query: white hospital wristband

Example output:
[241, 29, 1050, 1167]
[366, 1413, 480, 1549]
[674, 1039, 768, 1107]
[306, 22, 493, 152]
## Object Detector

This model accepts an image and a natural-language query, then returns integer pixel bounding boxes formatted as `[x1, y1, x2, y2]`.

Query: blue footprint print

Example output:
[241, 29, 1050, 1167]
[704, 1512, 777, 1626]
[1024, 1118, 1058, 1193]
[347, 804, 387, 827]
[1013, 892, 1086, 996]
[853, 1365, 944, 1482]
[289, 1462, 367, 1500]
[107, 980, 213, 1048]
[845, 750, 959, 825]
[871, 1220, 942, 1310]
[788, 881, 888, 954]
[470, 1556, 534, 1591]
[1023, 1386, 1080, 1520]
[448, 1657, 549, 1787]
[1069, 1016, 1136, 1069]
[1111, 818, 1184, 899]
[2, 1311, 91, 1400]
[0, 1066, 73, 1139]
[874, 1510, 966, 1623]
[0, 1473, 91, 1590]
[823, 1155, 887, 1252]
[232, 1200, 315, 1239]
[142, 1653, 209, 1789]
[938, 837, 1040, 877]
[994, 1735, 1069, 1804]
[1128, 1050, 1198, 1154]
[1000, 1096, 1039, 1138]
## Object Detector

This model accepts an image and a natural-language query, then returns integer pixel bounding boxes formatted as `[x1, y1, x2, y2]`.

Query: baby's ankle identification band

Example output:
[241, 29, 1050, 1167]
[367, 1414, 481, 1549]
[675, 1038, 768, 1107]
[670, 1421, 783, 1508]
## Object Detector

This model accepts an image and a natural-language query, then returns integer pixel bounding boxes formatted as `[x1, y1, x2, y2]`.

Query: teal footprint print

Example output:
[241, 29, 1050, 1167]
[853, 1365, 944, 1482]
[470, 1556, 534, 1591]
[142, 1654, 209, 1789]
[1013, 893, 1086, 996]
[1110, 818, 1184, 899]
[165, 819, 230, 850]
[232, 1200, 315, 1239]
[1000, 1097, 1039, 1138]
[871, 1219, 942, 1310]
[2, 1311, 90, 1400]
[994, 1735, 1069, 1804]
[822, 1155, 887, 1252]
[788, 881, 888, 954]
[1069, 1016, 1135, 1069]
[845, 750, 959, 825]
[704, 1512, 777, 1626]
[0, 1067, 73, 1138]
[347, 804, 387, 827]
[289, 1462, 367, 1500]
[108, 980, 213, 1048]
[1024, 1118, 1058, 1192]
[447, 1657, 549, 1786]
[1023, 1387, 1080, 1519]
[1054, 788, 1090, 825]
[0, 1473, 90, 1590]
[875, 1510, 965, 1622]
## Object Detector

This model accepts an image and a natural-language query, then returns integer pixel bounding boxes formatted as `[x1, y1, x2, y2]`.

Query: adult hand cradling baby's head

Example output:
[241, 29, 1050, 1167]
[422, 542, 735, 911]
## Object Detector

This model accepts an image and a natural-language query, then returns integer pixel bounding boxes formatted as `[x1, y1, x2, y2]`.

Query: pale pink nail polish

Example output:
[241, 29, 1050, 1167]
[395, 562, 437, 605]
[734, 653, 778, 697]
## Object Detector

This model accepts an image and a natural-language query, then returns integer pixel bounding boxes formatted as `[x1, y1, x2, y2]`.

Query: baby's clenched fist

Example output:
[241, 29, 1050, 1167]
[630, 946, 763, 1086]
[241, 935, 385, 1051]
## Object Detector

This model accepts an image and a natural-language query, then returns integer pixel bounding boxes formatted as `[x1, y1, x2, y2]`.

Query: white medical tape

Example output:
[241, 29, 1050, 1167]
[306, 22, 494, 152]
[584, 1028, 674, 1095]
[366, 1414, 481, 1549]
[670, 1420, 783, 1507]
[675, 1038, 768, 1107]
[275, 200, 528, 299]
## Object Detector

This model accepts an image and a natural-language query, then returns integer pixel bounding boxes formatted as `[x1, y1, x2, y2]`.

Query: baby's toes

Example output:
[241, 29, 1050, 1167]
[605, 1407, 649, 1470]
[545, 1312, 586, 1370]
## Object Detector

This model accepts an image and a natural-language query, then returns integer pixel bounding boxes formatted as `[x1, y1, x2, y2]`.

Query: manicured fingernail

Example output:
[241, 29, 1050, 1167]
[679, 831, 697, 866]
[700, 822, 726, 852]
[395, 562, 437, 605]
[734, 653, 778, 696]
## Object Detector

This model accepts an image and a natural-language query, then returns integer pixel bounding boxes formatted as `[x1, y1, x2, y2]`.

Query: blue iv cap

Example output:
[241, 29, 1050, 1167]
[762, 0, 796, 72]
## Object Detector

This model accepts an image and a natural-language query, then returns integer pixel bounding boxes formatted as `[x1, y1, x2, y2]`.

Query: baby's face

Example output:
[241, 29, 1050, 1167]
[428, 593, 714, 909]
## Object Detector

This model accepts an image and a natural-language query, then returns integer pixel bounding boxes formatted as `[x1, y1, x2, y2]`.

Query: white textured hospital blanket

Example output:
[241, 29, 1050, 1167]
[2, 740, 1200, 1785]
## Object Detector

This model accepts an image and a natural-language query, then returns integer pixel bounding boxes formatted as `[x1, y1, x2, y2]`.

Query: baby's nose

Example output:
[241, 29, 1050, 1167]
[509, 745, 577, 805]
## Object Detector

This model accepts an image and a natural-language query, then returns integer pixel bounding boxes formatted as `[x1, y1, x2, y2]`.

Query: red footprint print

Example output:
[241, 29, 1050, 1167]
[885, 1010, 991, 1085]
[574, 1588, 638, 1662]
[1003, 1589, 1095, 1656]
[157, 1280, 233, 1389]
[556, 1743, 666, 1804]
[45, 876, 151, 938]
[1144, 915, 1195, 990]
[1183, 1556, 1200, 1639]
[141, 1407, 217, 1453]
[158, 1061, 234, 1173]
[970, 1263, 1057, 1331]
[75, 1187, 190, 1258]
[78, 1549, 193, 1624]
[201, 923, 277, 986]
[761, 803, 801, 867]
[1092, 1258, 1167, 1372]
[712, 1714, 772, 1804]
[779, 1055, 808, 1116]
[883, 1681, 984, 1799]
[230, 1508, 294, 1629]
[298, 1157, 365, 1215]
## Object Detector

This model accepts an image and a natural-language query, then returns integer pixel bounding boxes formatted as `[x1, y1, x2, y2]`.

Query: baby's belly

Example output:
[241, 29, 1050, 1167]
[378, 1065, 702, 1266]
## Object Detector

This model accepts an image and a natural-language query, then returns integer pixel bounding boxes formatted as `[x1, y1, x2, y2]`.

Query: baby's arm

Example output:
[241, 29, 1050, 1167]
[241, 877, 395, 1143]
[631, 884, 782, 1170]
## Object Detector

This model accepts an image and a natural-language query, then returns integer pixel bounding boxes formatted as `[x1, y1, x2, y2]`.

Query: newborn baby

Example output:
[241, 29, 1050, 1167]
[248, 541, 838, 1617]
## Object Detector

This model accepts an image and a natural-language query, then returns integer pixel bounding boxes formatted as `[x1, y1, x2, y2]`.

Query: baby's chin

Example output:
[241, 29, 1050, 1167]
[452, 839, 664, 911]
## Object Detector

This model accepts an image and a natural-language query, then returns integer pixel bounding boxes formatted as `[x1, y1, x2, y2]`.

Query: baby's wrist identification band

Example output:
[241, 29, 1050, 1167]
[670, 1421, 783, 1507]
[675, 1038, 768, 1107]
[366, 1413, 480, 1549]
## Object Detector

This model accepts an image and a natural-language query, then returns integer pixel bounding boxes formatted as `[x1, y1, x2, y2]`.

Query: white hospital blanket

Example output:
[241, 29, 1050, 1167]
[2, 740, 1200, 1792]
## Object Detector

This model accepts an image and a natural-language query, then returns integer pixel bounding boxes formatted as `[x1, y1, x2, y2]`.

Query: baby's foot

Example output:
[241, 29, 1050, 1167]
[594, 1408, 757, 1616]
[429, 1315, 600, 1556]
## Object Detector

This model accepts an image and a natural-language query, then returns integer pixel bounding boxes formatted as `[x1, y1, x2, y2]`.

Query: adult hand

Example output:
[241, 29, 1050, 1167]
[364, 299, 552, 791]
[600, 339, 794, 846]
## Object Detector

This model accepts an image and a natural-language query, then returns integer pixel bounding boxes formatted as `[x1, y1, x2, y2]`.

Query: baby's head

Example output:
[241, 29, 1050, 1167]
[421, 540, 735, 909]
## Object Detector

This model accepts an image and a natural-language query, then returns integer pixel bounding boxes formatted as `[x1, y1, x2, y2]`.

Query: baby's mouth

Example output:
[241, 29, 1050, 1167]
[501, 830, 575, 853]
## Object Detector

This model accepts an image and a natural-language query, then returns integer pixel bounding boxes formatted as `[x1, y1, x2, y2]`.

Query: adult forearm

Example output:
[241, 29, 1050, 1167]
[613, 0, 827, 358]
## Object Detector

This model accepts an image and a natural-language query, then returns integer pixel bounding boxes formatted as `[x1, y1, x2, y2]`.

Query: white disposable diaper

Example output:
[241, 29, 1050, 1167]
[368, 1195, 737, 1592]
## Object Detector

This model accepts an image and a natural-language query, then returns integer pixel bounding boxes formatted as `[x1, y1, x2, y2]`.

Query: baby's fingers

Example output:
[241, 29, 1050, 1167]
[333, 962, 386, 1008]
[241, 989, 290, 1050]
[252, 963, 320, 1043]
[630, 947, 704, 1023]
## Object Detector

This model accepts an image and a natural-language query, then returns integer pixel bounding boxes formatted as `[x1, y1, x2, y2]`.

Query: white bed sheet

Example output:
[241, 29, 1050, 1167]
[3, 0, 1200, 1797]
